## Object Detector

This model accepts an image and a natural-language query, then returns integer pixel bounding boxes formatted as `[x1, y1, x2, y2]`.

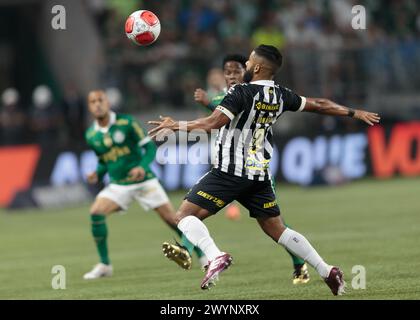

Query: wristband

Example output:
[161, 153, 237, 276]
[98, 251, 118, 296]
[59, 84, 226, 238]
[347, 109, 355, 117]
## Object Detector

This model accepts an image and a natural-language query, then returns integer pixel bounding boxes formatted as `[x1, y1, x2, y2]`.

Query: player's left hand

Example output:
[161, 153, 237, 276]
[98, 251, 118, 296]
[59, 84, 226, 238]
[128, 167, 145, 181]
[354, 110, 381, 126]
[148, 116, 176, 140]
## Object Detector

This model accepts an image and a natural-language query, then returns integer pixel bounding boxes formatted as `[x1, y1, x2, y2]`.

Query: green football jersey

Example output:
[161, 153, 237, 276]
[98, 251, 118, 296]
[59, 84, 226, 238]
[85, 112, 155, 185]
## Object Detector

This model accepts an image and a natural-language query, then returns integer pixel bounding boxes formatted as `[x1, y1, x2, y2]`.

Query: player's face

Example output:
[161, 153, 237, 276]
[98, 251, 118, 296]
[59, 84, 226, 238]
[223, 61, 245, 88]
[243, 51, 258, 83]
[88, 91, 110, 120]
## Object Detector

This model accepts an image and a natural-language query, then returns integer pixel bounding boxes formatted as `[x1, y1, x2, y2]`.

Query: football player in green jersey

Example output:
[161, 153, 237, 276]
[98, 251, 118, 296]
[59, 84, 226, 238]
[83, 90, 205, 279]
[178, 54, 310, 284]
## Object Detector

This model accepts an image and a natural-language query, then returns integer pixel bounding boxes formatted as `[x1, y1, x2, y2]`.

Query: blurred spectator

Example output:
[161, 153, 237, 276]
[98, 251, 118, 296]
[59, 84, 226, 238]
[251, 12, 286, 49]
[92, 0, 420, 119]
[0, 88, 26, 145]
[2, 0, 420, 145]
[205, 68, 225, 99]
[193, 67, 225, 109]
[30, 85, 63, 145]
[330, 0, 355, 32]
[105, 87, 123, 111]
[218, 8, 249, 52]
[179, 1, 221, 37]
[61, 83, 86, 142]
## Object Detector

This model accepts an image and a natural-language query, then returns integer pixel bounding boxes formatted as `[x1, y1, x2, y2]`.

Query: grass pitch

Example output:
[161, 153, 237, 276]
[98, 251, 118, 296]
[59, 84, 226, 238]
[0, 177, 419, 300]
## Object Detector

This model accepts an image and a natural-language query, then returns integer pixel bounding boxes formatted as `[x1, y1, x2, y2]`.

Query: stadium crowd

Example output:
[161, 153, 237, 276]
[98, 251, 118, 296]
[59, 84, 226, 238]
[97, 0, 420, 110]
[1, 0, 419, 145]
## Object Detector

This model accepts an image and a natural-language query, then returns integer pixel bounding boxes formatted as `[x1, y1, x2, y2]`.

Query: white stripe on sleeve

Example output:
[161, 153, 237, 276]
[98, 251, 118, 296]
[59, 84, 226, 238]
[298, 96, 307, 112]
[216, 106, 235, 120]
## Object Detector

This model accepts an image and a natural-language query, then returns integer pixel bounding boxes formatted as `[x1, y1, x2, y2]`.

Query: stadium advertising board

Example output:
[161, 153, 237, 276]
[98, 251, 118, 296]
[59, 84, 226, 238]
[1, 122, 419, 209]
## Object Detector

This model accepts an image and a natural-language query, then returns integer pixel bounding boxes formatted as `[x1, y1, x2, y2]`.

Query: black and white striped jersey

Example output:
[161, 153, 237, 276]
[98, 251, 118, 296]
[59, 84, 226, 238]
[214, 80, 306, 181]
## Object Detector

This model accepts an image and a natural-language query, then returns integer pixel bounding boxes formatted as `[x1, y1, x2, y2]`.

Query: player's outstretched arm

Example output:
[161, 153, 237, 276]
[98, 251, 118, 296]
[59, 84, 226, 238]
[148, 110, 230, 139]
[303, 97, 380, 126]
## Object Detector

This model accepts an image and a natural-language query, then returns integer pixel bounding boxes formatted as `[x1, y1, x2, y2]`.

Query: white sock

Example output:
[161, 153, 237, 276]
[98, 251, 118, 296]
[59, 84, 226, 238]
[278, 228, 332, 278]
[178, 216, 222, 261]
[199, 255, 209, 269]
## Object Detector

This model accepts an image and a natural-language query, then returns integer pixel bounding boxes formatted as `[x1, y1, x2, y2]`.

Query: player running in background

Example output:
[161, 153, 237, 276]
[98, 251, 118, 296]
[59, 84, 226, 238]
[166, 54, 310, 284]
[148, 45, 380, 295]
[83, 90, 205, 279]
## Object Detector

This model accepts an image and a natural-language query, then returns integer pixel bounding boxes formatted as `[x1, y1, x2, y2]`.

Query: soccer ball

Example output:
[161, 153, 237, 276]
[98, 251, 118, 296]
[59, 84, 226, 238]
[125, 10, 161, 46]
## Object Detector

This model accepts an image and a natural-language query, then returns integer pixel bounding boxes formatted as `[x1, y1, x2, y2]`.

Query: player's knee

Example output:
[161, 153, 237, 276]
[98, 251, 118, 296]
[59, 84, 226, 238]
[174, 211, 195, 225]
[90, 208, 103, 216]
[174, 213, 184, 225]
[90, 204, 106, 215]
[271, 223, 287, 242]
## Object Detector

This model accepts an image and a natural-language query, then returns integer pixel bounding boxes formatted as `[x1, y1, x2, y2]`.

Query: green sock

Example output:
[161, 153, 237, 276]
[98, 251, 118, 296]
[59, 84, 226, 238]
[91, 214, 110, 265]
[179, 231, 205, 258]
[193, 245, 205, 258]
[174, 227, 182, 238]
[284, 223, 305, 266]
[180, 233, 194, 255]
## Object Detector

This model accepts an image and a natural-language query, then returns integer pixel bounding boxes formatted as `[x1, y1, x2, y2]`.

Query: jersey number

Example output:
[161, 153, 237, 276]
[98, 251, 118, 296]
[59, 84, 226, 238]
[249, 128, 265, 154]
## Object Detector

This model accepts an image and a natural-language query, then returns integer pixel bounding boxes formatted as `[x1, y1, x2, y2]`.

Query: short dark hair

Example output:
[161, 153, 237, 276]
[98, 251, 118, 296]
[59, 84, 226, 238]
[222, 54, 247, 69]
[254, 44, 283, 70]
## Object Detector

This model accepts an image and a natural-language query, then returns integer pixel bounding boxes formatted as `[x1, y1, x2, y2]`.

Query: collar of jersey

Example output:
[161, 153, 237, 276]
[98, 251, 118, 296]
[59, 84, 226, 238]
[94, 111, 116, 133]
[250, 80, 275, 86]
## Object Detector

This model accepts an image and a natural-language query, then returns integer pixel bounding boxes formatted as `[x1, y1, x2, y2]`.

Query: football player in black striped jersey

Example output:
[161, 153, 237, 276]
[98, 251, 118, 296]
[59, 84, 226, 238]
[149, 44, 380, 295]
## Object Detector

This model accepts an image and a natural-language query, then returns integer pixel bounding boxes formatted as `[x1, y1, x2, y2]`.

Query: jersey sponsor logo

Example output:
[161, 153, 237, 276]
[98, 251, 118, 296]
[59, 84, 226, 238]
[248, 128, 265, 155]
[196, 190, 225, 208]
[263, 200, 277, 209]
[113, 130, 125, 144]
[116, 119, 129, 126]
[254, 101, 280, 112]
[255, 116, 275, 124]
[103, 134, 113, 147]
[100, 146, 131, 162]
[244, 157, 270, 171]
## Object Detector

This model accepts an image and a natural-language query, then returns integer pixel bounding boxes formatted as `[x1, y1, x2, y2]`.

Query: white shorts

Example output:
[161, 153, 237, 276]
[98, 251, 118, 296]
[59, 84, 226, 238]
[97, 178, 169, 211]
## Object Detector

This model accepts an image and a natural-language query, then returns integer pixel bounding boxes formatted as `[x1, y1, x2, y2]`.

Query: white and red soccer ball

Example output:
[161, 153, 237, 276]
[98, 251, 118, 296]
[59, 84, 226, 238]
[125, 10, 161, 46]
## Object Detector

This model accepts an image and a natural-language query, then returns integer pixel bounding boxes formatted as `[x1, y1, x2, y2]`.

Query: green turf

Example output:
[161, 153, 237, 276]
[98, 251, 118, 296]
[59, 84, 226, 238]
[0, 177, 419, 300]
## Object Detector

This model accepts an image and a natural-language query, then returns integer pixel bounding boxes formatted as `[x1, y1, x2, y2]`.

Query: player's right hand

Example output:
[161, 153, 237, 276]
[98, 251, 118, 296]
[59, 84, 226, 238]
[194, 88, 210, 107]
[87, 172, 98, 184]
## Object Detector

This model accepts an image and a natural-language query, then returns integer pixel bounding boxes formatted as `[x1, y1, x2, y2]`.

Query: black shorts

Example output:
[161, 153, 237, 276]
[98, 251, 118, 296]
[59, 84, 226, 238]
[185, 168, 280, 219]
